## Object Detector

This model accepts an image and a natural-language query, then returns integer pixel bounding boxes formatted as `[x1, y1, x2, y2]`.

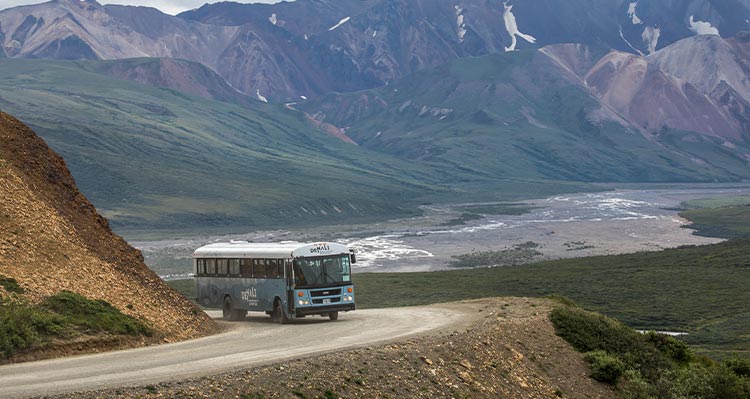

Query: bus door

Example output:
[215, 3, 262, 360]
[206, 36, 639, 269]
[285, 259, 294, 313]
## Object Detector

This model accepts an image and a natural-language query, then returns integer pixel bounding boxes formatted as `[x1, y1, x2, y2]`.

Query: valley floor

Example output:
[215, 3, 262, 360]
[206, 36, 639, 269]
[133, 186, 750, 277]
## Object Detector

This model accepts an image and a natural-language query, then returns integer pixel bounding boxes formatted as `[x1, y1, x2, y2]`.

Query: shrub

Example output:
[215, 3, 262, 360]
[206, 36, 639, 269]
[644, 331, 693, 364]
[545, 294, 577, 308]
[0, 299, 66, 359]
[584, 350, 625, 384]
[0, 275, 24, 294]
[549, 306, 643, 356]
[619, 370, 654, 399]
[725, 355, 750, 378]
[43, 291, 152, 336]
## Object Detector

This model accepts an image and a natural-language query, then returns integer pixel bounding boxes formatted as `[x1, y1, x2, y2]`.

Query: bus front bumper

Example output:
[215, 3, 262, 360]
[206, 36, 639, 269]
[295, 304, 355, 317]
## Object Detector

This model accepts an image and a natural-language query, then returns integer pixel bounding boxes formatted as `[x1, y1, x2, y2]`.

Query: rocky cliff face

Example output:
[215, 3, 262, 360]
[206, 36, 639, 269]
[3, 0, 748, 102]
[0, 112, 216, 341]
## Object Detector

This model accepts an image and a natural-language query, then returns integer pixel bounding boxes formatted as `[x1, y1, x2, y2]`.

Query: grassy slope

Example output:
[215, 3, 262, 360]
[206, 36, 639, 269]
[301, 51, 750, 184]
[0, 59, 444, 233]
[0, 58, 598, 235]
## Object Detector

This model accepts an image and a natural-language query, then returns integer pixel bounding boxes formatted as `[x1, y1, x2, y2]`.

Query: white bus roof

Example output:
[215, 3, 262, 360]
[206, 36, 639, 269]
[193, 242, 351, 259]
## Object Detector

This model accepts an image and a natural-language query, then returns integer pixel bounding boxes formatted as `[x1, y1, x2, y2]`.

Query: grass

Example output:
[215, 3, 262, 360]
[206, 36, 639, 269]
[680, 205, 750, 238]
[0, 58, 602, 236]
[550, 303, 750, 397]
[167, 237, 750, 357]
[352, 238, 750, 357]
[0, 285, 152, 360]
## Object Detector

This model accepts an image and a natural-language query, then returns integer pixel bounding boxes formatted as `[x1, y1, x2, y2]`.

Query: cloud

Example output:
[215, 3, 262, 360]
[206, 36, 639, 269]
[1, 0, 286, 15]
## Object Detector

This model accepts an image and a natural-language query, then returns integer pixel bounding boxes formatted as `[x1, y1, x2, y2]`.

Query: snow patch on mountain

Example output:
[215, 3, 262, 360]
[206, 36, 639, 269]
[269, 13, 277, 25]
[503, 1, 536, 51]
[256, 89, 268, 103]
[628, 2, 643, 25]
[689, 16, 720, 36]
[455, 5, 467, 42]
[642, 26, 660, 54]
[329, 16, 351, 31]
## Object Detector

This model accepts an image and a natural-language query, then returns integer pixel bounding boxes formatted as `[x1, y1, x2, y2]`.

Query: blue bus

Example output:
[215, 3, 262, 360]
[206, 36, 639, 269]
[193, 242, 356, 323]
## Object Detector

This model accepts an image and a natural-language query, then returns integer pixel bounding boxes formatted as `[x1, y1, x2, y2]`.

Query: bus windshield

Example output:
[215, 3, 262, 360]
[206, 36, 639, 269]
[294, 255, 351, 287]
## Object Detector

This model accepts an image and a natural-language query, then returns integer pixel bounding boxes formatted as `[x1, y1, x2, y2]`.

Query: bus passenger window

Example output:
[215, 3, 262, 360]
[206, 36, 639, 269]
[206, 259, 216, 275]
[240, 259, 252, 277]
[253, 259, 265, 278]
[197, 259, 205, 275]
[217, 259, 228, 275]
[266, 259, 278, 279]
[229, 259, 240, 275]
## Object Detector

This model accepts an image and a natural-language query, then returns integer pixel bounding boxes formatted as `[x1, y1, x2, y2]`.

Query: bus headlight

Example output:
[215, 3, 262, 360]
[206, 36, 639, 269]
[299, 300, 304, 306]
[348, 296, 353, 301]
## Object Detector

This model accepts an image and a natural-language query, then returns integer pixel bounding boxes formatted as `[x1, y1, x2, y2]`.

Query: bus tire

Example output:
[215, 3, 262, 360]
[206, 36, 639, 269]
[273, 298, 289, 324]
[222, 296, 233, 321]
[328, 311, 339, 321]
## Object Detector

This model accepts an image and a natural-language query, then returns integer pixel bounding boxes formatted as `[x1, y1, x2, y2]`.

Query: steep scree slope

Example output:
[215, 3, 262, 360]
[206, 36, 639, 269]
[0, 112, 216, 342]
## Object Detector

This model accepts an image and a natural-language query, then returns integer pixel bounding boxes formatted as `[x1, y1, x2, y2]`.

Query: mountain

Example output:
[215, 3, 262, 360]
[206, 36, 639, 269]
[298, 41, 750, 183]
[0, 58, 455, 232]
[3, 0, 749, 101]
[83, 57, 256, 106]
[0, 111, 216, 342]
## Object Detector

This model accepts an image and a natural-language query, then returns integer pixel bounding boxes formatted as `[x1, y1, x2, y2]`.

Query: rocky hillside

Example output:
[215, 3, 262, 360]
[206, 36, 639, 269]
[3, 0, 748, 101]
[0, 112, 216, 344]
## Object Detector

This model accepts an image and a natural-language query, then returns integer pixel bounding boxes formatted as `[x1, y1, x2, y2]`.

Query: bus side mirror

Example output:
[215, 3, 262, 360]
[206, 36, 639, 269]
[350, 253, 357, 264]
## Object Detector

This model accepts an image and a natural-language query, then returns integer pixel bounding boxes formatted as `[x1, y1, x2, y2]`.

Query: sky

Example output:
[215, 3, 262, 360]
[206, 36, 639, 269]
[0, 0, 286, 15]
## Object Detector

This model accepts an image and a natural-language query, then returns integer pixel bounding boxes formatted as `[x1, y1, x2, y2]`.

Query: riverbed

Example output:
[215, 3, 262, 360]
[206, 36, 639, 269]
[131, 186, 750, 278]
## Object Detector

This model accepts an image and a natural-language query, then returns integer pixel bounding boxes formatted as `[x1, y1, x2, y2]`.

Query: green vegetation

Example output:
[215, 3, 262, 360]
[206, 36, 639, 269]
[168, 237, 750, 357]
[302, 51, 750, 188]
[449, 241, 543, 267]
[680, 205, 750, 238]
[0, 275, 24, 294]
[0, 58, 597, 237]
[681, 196, 750, 210]
[0, 287, 151, 360]
[550, 304, 750, 398]
[675, 195, 750, 239]
[350, 238, 750, 357]
[43, 291, 151, 336]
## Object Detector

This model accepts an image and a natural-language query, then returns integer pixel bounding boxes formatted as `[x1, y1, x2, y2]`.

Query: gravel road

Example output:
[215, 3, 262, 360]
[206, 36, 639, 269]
[0, 306, 474, 398]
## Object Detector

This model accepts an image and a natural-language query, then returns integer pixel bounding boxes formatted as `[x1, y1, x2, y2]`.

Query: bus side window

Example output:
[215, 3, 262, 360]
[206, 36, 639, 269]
[197, 259, 205, 276]
[207, 259, 216, 275]
[240, 259, 252, 277]
[266, 259, 278, 279]
[253, 259, 265, 278]
[229, 259, 240, 276]
[217, 259, 228, 276]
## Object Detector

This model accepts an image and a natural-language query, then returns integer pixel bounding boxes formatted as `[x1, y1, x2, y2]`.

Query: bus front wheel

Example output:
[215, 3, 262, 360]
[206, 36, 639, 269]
[328, 311, 339, 321]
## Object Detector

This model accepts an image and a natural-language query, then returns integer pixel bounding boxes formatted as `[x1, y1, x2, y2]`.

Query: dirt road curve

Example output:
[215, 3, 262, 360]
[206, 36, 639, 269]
[0, 305, 475, 398]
